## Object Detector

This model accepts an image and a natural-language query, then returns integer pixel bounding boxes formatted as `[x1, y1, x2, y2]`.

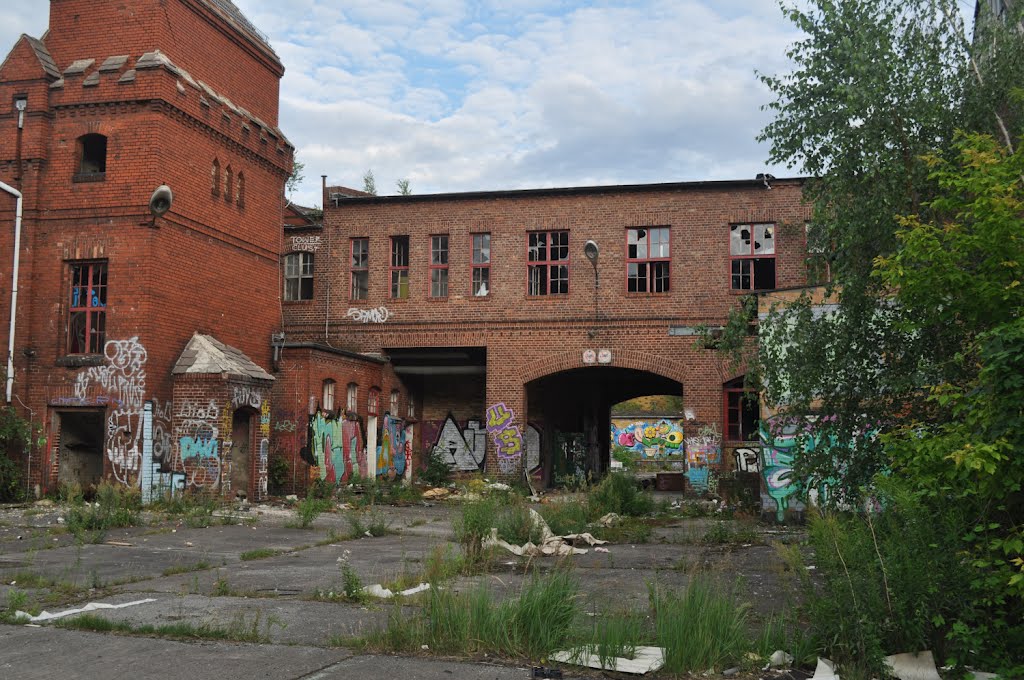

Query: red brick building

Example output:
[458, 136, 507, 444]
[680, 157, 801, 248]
[276, 178, 810, 492]
[0, 0, 294, 500]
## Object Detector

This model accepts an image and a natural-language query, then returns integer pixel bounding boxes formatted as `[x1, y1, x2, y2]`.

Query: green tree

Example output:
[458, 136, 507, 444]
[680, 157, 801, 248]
[286, 157, 305, 197]
[362, 169, 378, 196]
[396, 178, 412, 195]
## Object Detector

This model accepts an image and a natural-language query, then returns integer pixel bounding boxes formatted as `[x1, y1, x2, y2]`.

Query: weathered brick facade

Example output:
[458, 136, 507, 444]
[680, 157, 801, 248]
[0, 0, 292, 498]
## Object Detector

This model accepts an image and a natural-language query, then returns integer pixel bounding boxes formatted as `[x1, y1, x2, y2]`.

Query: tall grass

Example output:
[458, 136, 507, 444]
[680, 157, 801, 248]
[649, 576, 751, 674]
[65, 481, 141, 540]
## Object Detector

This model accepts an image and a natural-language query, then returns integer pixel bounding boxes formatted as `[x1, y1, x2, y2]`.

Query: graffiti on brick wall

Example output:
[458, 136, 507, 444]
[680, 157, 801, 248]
[308, 409, 366, 484]
[177, 399, 222, 490]
[73, 337, 148, 484]
[377, 414, 406, 479]
[346, 306, 391, 324]
[486, 403, 523, 475]
[232, 385, 263, 409]
[291, 235, 321, 252]
[733, 447, 760, 473]
[430, 414, 486, 470]
[610, 419, 685, 457]
[258, 400, 271, 500]
[684, 425, 721, 493]
[759, 419, 805, 522]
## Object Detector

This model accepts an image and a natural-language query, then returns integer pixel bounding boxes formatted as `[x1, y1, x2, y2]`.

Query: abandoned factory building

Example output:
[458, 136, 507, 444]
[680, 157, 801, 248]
[1, 0, 812, 502]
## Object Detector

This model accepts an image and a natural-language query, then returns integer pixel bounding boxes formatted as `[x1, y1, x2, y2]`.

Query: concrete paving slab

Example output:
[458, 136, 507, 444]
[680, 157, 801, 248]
[307, 653, 532, 680]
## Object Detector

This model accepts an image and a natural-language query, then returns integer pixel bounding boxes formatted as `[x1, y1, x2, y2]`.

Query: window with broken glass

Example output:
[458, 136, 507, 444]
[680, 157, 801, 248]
[626, 227, 670, 293]
[284, 252, 313, 301]
[391, 236, 410, 299]
[472, 233, 490, 296]
[527, 230, 569, 296]
[430, 235, 449, 298]
[730, 223, 776, 290]
[351, 237, 369, 300]
[723, 376, 759, 441]
[68, 261, 107, 354]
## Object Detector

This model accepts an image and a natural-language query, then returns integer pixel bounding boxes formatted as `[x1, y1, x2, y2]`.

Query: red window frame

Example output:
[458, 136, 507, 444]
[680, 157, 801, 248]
[350, 237, 369, 300]
[730, 223, 777, 291]
[625, 227, 670, 293]
[68, 261, 108, 355]
[526, 230, 569, 296]
[723, 377, 759, 442]
[471, 232, 490, 297]
[368, 388, 380, 416]
[390, 236, 409, 299]
[430, 234, 449, 298]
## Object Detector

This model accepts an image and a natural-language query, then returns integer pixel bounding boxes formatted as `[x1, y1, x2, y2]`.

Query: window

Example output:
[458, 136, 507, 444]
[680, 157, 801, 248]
[211, 159, 220, 197]
[723, 377, 759, 441]
[236, 171, 245, 208]
[527, 230, 569, 296]
[322, 379, 336, 412]
[75, 134, 107, 181]
[224, 165, 234, 203]
[346, 383, 358, 412]
[472, 233, 490, 296]
[350, 238, 369, 300]
[626, 227, 670, 293]
[730, 223, 776, 291]
[407, 398, 415, 420]
[430, 235, 449, 298]
[389, 390, 399, 415]
[68, 262, 107, 354]
[805, 223, 830, 286]
[368, 388, 380, 416]
[391, 236, 409, 299]
[284, 252, 314, 301]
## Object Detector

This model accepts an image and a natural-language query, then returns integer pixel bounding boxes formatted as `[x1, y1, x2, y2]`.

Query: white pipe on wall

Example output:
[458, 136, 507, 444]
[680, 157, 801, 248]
[1, 179, 23, 404]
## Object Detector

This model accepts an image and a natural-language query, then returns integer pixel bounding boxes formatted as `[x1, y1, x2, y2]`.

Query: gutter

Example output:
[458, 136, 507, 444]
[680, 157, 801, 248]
[1, 179, 23, 404]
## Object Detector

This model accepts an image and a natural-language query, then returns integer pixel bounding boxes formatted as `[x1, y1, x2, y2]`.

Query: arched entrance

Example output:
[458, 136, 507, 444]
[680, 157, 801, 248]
[526, 366, 683, 486]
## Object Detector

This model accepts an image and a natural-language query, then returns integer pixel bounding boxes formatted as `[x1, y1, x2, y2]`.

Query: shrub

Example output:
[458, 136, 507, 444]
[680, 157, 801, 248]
[0, 453, 22, 503]
[419, 446, 452, 487]
[65, 481, 141, 539]
[453, 497, 500, 564]
[292, 495, 331, 529]
[588, 472, 654, 517]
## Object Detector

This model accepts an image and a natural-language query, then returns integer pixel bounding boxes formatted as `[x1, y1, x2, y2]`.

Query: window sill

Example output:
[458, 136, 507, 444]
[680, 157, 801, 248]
[73, 172, 106, 183]
[283, 299, 314, 304]
[57, 354, 105, 368]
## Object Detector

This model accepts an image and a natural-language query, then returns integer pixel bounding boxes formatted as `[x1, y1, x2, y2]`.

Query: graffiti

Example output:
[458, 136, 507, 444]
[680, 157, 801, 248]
[257, 438, 269, 499]
[346, 306, 391, 324]
[610, 418, 685, 457]
[73, 336, 148, 484]
[684, 425, 721, 493]
[232, 385, 263, 409]
[291, 235, 321, 252]
[177, 399, 221, 425]
[431, 414, 486, 471]
[733, 447, 760, 473]
[377, 414, 406, 479]
[274, 420, 297, 432]
[525, 424, 540, 472]
[486, 403, 523, 475]
[180, 422, 221, 489]
[309, 409, 366, 484]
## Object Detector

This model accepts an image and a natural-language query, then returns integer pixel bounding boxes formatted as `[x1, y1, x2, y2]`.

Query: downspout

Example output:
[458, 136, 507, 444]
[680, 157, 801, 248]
[2, 178, 23, 404]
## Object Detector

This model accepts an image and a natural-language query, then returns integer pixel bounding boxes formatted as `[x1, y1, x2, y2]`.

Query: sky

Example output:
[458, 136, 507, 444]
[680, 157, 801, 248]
[0, 1, 973, 208]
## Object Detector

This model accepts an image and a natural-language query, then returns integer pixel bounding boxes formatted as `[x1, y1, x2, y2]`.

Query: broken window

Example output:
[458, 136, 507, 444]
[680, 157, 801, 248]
[346, 383, 358, 412]
[730, 223, 776, 291]
[626, 227, 670, 293]
[68, 261, 107, 354]
[472, 233, 490, 296]
[322, 379, 336, 412]
[368, 387, 380, 416]
[723, 376, 759, 441]
[391, 236, 409, 299]
[75, 134, 107, 180]
[284, 252, 313, 301]
[350, 237, 369, 300]
[430, 235, 449, 298]
[527, 230, 569, 296]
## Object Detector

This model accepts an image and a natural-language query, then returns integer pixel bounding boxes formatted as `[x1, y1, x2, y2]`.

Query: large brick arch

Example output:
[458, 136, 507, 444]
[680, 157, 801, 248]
[520, 349, 688, 387]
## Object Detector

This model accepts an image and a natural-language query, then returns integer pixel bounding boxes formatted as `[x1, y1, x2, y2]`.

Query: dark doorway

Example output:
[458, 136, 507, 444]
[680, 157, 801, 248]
[230, 410, 252, 498]
[56, 410, 106, 491]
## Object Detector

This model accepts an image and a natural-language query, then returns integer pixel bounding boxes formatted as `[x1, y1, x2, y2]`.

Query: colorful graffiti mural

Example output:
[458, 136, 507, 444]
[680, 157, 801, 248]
[684, 425, 722, 493]
[610, 418, 685, 457]
[423, 415, 541, 473]
[308, 410, 366, 484]
[377, 414, 406, 479]
[486, 403, 524, 475]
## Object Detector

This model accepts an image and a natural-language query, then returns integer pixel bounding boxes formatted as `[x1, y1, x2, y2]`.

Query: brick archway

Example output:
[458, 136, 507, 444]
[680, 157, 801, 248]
[520, 348, 688, 387]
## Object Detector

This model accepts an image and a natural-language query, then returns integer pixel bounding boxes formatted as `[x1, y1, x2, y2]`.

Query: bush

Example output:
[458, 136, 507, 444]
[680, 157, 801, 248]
[453, 497, 500, 564]
[65, 481, 141, 539]
[292, 495, 331, 529]
[0, 453, 23, 503]
[588, 472, 654, 517]
[419, 446, 452, 487]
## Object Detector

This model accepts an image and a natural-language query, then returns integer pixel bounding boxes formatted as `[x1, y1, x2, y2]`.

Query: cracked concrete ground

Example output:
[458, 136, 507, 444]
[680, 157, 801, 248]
[0, 496, 805, 679]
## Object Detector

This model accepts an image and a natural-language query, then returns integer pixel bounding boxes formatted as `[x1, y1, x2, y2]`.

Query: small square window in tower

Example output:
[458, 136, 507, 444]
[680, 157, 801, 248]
[284, 252, 313, 301]
[75, 134, 107, 182]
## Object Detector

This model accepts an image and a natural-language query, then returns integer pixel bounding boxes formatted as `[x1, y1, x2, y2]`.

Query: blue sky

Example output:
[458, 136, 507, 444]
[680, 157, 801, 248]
[0, 1, 973, 208]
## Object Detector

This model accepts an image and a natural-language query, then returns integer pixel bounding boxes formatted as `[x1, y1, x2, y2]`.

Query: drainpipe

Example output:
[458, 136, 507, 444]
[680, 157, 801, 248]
[2, 178, 22, 404]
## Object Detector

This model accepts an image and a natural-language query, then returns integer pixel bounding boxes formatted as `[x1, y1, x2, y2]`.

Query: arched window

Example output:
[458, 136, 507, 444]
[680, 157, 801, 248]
[322, 379, 336, 412]
[389, 390, 400, 416]
[236, 171, 245, 208]
[76, 134, 107, 179]
[225, 165, 234, 203]
[211, 159, 221, 196]
[346, 383, 358, 412]
[368, 388, 380, 416]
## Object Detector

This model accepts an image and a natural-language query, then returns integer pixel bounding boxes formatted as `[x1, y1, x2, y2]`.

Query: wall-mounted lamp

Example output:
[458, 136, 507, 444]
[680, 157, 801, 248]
[584, 240, 600, 338]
